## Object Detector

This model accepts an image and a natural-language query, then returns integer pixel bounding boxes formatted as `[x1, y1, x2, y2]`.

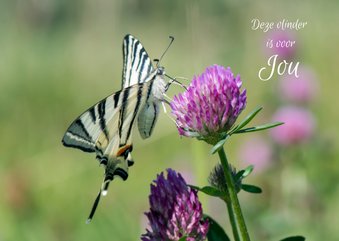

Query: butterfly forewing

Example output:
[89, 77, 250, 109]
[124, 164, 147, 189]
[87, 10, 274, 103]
[122, 34, 154, 88]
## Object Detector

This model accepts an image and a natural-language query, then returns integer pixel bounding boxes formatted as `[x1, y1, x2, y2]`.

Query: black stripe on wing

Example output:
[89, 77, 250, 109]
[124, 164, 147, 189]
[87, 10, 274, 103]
[113, 91, 120, 108]
[88, 107, 96, 122]
[125, 84, 143, 142]
[115, 168, 128, 180]
[62, 119, 96, 153]
[118, 87, 130, 139]
[128, 39, 139, 86]
[135, 47, 146, 82]
[98, 99, 109, 141]
[117, 83, 147, 147]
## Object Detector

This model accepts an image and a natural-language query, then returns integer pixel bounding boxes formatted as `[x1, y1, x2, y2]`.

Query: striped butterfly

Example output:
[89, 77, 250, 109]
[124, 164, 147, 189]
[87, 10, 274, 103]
[62, 34, 174, 223]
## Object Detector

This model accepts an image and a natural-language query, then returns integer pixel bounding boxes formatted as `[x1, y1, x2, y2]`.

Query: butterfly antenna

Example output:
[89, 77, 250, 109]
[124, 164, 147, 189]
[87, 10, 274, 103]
[172, 76, 189, 82]
[86, 190, 102, 224]
[156, 36, 175, 67]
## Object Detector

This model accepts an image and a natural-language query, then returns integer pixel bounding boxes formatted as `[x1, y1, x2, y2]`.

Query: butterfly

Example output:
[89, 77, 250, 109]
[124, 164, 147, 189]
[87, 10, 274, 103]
[62, 34, 175, 223]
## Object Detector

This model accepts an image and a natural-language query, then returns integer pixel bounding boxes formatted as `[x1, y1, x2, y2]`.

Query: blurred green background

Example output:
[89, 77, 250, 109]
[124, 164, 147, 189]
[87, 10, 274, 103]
[1, 0, 338, 240]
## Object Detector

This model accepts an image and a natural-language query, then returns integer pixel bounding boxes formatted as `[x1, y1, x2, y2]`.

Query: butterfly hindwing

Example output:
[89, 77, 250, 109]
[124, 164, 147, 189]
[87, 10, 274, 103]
[62, 118, 96, 153]
[138, 101, 159, 139]
[62, 82, 152, 160]
[62, 91, 121, 155]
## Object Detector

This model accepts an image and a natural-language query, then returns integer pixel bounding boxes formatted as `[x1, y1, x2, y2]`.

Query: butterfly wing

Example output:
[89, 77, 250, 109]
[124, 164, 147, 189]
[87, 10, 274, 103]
[121, 34, 165, 139]
[62, 92, 119, 156]
[137, 97, 160, 139]
[62, 81, 155, 223]
[121, 34, 154, 88]
[62, 82, 151, 165]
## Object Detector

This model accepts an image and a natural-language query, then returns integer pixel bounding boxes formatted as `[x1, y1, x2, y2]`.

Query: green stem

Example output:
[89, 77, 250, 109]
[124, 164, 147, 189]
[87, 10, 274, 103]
[225, 197, 241, 241]
[218, 147, 251, 241]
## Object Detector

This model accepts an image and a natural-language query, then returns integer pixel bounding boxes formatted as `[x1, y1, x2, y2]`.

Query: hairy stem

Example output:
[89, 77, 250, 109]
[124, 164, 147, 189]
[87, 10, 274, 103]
[218, 147, 251, 241]
[225, 197, 241, 241]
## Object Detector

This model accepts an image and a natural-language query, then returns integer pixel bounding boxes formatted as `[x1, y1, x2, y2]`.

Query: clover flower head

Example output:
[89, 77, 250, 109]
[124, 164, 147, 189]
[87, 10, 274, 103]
[265, 30, 297, 60]
[238, 136, 272, 173]
[279, 66, 318, 103]
[171, 65, 247, 144]
[141, 169, 208, 241]
[270, 106, 315, 145]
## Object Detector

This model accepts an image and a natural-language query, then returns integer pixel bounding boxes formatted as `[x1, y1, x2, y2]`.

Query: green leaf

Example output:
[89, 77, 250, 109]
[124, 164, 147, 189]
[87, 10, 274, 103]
[204, 214, 231, 241]
[189, 185, 225, 198]
[242, 165, 254, 178]
[210, 135, 229, 154]
[241, 184, 262, 194]
[230, 106, 263, 134]
[234, 122, 284, 134]
[279, 236, 305, 241]
[234, 170, 245, 181]
[235, 165, 254, 182]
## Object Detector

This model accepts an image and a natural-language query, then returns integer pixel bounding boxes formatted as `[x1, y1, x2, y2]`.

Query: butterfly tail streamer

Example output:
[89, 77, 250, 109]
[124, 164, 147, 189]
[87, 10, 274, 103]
[86, 189, 102, 224]
[101, 176, 112, 196]
[86, 175, 113, 224]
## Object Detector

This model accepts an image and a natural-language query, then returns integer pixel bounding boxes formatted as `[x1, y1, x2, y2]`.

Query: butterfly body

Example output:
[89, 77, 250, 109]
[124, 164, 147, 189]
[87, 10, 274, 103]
[138, 68, 167, 139]
[62, 34, 169, 222]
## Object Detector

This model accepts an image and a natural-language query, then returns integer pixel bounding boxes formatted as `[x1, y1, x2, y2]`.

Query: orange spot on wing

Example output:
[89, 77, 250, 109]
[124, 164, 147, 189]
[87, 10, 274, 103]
[116, 145, 132, 157]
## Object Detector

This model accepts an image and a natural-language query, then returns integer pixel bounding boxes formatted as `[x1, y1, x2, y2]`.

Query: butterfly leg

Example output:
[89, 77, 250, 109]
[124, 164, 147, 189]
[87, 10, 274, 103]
[165, 74, 188, 91]
[161, 95, 176, 114]
[160, 100, 182, 128]
[171, 76, 189, 83]
[163, 93, 173, 104]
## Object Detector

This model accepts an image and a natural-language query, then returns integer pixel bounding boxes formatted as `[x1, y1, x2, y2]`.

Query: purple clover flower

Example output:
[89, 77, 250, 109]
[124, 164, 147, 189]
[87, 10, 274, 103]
[170, 65, 247, 144]
[141, 169, 209, 241]
[278, 66, 318, 103]
[265, 30, 297, 60]
[238, 136, 273, 173]
[270, 106, 316, 145]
